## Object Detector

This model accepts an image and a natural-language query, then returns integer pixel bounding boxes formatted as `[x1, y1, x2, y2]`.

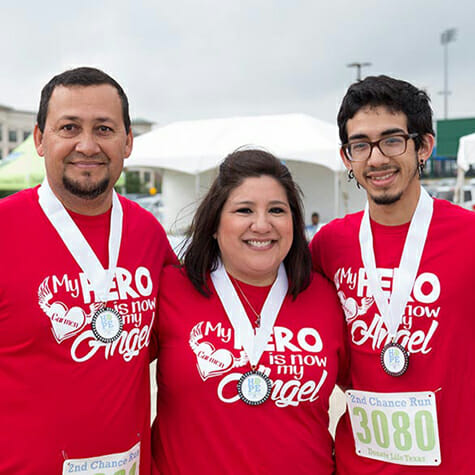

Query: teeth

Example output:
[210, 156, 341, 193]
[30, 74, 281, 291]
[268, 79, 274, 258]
[247, 240, 272, 248]
[372, 172, 394, 181]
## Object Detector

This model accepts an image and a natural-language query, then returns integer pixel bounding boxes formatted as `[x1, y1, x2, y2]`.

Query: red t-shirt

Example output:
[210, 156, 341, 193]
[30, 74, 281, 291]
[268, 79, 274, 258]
[152, 265, 348, 474]
[310, 198, 475, 474]
[0, 187, 177, 474]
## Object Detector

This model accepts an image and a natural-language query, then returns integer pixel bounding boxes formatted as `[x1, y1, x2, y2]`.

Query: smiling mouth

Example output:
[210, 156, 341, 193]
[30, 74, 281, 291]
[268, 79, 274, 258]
[246, 240, 273, 248]
[366, 168, 399, 184]
[371, 172, 394, 181]
[68, 161, 107, 170]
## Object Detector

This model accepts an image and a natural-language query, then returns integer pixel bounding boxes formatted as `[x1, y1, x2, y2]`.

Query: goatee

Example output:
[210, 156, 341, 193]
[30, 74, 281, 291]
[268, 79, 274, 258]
[371, 191, 403, 205]
[63, 175, 110, 200]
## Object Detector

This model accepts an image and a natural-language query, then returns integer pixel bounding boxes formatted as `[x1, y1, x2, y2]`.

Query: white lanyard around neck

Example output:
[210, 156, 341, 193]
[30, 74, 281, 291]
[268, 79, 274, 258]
[359, 186, 433, 339]
[37, 179, 123, 302]
[211, 260, 288, 368]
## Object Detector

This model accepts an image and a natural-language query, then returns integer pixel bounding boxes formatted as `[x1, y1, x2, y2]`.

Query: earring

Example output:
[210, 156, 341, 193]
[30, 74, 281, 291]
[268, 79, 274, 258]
[348, 169, 361, 189]
[418, 160, 425, 177]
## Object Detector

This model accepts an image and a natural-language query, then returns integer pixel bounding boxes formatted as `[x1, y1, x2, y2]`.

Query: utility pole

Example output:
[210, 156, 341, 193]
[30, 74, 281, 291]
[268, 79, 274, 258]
[439, 28, 457, 119]
[347, 62, 372, 81]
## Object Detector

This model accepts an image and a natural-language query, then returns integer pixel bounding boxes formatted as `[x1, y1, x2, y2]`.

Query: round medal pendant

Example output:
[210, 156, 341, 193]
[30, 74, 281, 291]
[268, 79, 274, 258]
[91, 307, 123, 343]
[381, 342, 409, 377]
[237, 370, 272, 406]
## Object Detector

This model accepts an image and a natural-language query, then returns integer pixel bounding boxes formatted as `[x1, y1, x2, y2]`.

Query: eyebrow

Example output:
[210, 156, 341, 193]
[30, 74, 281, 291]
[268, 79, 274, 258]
[348, 127, 407, 141]
[233, 199, 289, 206]
[57, 115, 116, 124]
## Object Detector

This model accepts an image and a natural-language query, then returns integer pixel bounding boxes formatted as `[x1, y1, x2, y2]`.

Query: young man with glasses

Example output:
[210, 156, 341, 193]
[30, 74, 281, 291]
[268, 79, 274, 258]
[310, 75, 475, 473]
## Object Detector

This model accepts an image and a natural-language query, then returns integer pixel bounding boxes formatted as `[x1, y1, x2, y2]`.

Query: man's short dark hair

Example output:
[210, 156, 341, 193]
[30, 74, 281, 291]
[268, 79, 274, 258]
[37, 67, 130, 134]
[337, 75, 434, 151]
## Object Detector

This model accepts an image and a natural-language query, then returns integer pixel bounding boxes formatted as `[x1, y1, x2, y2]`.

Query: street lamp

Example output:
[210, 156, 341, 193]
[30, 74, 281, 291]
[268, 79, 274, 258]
[347, 62, 372, 81]
[440, 28, 457, 119]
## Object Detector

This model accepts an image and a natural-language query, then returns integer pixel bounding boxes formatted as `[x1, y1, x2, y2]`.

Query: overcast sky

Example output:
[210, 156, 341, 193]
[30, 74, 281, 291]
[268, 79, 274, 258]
[2, 1, 474, 129]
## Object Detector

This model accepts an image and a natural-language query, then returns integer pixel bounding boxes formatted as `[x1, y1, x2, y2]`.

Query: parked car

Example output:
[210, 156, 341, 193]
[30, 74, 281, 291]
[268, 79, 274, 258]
[133, 195, 165, 222]
[423, 184, 475, 211]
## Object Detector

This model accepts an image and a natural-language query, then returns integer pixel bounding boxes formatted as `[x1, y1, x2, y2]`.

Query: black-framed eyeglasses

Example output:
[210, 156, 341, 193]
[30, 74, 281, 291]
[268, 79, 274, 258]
[342, 133, 419, 162]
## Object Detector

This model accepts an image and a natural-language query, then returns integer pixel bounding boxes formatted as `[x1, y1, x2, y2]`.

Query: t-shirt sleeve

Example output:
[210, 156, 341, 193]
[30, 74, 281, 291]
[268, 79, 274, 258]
[150, 265, 171, 362]
[148, 224, 178, 363]
[336, 309, 351, 391]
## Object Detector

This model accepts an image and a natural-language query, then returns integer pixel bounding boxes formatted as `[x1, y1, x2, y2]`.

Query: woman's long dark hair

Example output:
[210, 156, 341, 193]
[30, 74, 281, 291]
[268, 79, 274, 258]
[183, 149, 311, 299]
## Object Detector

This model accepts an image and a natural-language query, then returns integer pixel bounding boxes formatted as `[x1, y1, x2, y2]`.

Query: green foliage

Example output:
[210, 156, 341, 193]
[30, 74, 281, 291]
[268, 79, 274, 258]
[125, 171, 148, 194]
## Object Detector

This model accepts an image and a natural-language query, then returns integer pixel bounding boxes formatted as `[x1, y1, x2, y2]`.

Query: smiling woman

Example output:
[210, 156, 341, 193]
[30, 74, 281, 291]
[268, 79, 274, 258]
[214, 175, 293, 286]
[151, 149, 349, 474]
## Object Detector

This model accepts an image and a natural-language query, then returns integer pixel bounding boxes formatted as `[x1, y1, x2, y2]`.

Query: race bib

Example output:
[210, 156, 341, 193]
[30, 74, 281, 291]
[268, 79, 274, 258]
[62, 441, 140, 475]
[346, 390, 441, 466]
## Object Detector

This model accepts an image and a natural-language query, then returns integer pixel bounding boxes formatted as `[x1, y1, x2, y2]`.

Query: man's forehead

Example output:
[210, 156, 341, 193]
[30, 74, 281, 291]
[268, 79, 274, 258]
[47, 84, 122, 122]
[347, 105, 408, 138]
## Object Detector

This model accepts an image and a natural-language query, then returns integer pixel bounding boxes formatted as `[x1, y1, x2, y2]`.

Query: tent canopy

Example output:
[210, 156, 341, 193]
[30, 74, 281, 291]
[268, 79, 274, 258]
[0, 135, 45, 190]
[127, 113, 344, 174]
[125, 113, 367, 232]
[457, 132, 475, 172]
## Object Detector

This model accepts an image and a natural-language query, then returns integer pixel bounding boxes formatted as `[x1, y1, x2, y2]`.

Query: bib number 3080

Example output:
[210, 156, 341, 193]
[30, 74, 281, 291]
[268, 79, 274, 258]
[346, 390, 441, 466]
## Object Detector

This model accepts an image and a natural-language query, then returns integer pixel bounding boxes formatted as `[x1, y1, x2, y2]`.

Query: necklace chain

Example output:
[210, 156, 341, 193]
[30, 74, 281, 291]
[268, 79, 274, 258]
[230, 277, 261, 328]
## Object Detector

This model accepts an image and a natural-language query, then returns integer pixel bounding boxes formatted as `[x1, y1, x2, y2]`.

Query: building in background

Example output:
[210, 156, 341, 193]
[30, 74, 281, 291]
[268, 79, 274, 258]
[0, 104, 35, 161]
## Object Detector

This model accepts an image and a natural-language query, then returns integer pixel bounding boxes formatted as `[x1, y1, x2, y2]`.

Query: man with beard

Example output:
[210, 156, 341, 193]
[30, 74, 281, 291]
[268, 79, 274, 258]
[0, 67, 176, 473]
[310, 75, 475, 473]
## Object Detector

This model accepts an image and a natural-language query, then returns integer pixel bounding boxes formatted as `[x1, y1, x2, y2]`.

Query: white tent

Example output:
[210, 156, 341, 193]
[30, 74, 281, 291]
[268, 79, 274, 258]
[454, 132, 475, 203]
[127, 113, 366, 232]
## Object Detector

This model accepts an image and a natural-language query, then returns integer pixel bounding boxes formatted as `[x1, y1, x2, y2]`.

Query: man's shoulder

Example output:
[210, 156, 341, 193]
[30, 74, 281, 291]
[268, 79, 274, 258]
[318, 210, 363, 239]
[0, 188, 38, 215]
[433, 198, 475, 226]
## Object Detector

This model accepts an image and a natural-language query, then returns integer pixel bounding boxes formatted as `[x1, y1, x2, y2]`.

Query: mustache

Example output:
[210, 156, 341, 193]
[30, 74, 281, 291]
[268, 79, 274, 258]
[65, 153, 109, 164]
[365, 164, 398, 173]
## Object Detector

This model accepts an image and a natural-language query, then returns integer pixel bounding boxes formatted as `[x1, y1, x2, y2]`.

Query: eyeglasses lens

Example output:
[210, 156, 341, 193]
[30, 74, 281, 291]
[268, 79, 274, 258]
[347, 136, 407, 161]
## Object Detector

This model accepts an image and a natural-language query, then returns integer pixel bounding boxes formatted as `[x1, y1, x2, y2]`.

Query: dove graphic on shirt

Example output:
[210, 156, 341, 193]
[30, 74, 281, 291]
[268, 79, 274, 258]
[38, 277, 102, 343]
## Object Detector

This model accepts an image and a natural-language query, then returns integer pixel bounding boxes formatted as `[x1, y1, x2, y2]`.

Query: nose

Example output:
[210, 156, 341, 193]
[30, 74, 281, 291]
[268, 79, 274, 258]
[75, 131, 101, 156]
[366, 143, 390, 167]
[250, 212, 272, 233]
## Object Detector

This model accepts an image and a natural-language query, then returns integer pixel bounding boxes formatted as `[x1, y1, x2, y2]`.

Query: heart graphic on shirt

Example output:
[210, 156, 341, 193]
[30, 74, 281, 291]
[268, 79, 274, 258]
[49, 303, 87, 343]
[195, 342, 234, 380]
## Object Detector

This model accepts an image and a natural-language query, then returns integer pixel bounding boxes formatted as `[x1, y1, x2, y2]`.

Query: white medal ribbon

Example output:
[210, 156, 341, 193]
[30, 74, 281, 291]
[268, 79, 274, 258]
[37, 179, 123, 302]
[359, 187, 433, 340]
[211, 260, 288, 368]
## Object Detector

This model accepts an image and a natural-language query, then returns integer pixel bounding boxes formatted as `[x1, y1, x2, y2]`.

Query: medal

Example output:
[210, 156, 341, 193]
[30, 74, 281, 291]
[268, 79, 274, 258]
[91, 307, 123, 343]
[38, 180, 124, 343]
[211, 260, 288, 405]
[381, 342, 409, 376]
[359, 187, 433, 377]
[237, 370, 272, 405]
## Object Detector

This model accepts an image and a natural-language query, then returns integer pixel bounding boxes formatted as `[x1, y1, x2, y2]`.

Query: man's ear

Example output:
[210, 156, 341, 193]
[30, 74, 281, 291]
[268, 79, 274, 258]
[33, 124, 45, 157]
[340, 147, 352, 171]
[123, 129, 134, 160]
[418, 134, 435, 164]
